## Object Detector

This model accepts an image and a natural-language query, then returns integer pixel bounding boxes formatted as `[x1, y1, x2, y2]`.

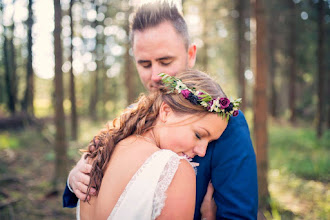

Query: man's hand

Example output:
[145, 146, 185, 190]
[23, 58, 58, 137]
[200, 182, 217, 220]
[68, 153, 96, 200]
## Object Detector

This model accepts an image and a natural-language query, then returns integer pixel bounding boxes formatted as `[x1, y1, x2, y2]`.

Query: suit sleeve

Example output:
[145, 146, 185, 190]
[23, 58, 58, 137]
[211, 111, 258, 219]
[62, 182, 78, 208]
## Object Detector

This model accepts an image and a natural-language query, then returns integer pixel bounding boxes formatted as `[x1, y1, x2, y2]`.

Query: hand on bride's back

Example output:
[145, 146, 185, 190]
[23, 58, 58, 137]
[68, 153, 96, 201]
[200, 182, 217, 220]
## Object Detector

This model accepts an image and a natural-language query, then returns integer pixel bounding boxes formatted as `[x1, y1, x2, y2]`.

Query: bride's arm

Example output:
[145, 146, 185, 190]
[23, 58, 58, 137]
[157, 159, 196, 220]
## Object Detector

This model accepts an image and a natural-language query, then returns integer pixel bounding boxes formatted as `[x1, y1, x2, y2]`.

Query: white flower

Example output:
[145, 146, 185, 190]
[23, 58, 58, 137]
[210, 99, 219, 112]
[200, 101, 208, 107]
[175, 80, 186, 93]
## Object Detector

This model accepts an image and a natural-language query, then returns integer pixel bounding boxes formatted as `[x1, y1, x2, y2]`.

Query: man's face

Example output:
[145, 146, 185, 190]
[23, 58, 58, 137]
[132, 21, 196, 91]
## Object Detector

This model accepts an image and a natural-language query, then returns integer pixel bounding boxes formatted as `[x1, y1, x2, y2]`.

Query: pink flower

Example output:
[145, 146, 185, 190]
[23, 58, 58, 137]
[207, 100, 214, 110]
[181, 89, 190, 98]
[220, 98, 230, 109]
[233, 110, 239, 117]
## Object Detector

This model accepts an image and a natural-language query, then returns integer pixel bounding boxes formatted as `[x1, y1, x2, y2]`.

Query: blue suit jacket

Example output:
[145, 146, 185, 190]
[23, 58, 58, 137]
[63, 110, 258, 219]
[193, 110, 258, 219]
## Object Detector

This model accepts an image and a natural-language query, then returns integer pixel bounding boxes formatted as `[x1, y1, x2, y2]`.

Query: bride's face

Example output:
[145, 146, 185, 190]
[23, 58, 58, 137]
[156, 103, 228, 159]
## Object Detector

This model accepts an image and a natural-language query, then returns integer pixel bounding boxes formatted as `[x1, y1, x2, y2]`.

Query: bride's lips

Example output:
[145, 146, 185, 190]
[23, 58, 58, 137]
[182, 152, 192, 160]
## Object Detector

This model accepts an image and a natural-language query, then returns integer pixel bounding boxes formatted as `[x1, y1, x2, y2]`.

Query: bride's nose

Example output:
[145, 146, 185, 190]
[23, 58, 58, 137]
[193, 144, 207, 157]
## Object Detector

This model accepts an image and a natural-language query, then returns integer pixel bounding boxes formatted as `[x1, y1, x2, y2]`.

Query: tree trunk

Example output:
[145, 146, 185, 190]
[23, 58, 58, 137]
[2, 5, 17, 115]
[316, 0, 325, 138]
[9, 22, 17, 113]
[236, 0, 250, 111]
[69, 0, 78, 140]
[251, 0, 270, 212]
[101, 2, 110, 120]
[0, 1, 2, 103]
[124, 8, 136, 105]
[201, 0, 209, 71]
[89, 72, 99, 120]
[53, 0, 68, 187]
[99, 29, 107, 120]
[22, 0, 34, 116]
[268, 3, 277, 118]
[3, 27, 14, 114]
[101, 74, 109, 119]
[328, 60, 330, 130]
[89, 3, 99, 120]
[288, 1, 297, 123]
[3, 25, 16, 114]
[123, 48, 136, 105]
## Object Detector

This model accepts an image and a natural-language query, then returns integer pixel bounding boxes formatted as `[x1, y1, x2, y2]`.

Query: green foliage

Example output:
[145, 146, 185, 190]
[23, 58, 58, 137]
[269, 124, 330, 182]
[0, 132, 20, 150]
[263, 198, 291, 220]
[45, 151, 55, 161]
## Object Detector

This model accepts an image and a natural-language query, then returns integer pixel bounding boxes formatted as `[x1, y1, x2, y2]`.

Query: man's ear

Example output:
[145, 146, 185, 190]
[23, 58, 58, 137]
[159, 102, 173, 123]
[187, 44, 197, 68]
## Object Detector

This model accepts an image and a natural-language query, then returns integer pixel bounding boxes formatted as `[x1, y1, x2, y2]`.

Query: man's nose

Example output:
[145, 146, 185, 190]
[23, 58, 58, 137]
[193, 144, 207, 157]
[150, 66, 163, 83]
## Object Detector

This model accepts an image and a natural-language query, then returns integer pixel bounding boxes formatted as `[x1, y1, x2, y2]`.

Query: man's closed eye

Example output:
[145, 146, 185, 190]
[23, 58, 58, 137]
[140, 62, 152, 68]
[161, 61, 172, 66]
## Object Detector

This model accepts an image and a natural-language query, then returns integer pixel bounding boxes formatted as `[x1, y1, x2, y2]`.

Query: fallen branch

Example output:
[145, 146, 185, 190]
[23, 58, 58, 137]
[0, 198, 19, 210]
[0, 189, 9, 198]
[0, 175, 21, 184]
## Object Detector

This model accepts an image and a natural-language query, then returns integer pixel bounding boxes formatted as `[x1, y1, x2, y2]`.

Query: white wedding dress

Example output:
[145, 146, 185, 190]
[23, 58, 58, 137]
[77, 149, 183, 220]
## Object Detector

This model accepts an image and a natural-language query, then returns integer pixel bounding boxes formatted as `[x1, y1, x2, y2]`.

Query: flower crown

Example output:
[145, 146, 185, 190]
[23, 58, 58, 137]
[159, 73, 242, 121]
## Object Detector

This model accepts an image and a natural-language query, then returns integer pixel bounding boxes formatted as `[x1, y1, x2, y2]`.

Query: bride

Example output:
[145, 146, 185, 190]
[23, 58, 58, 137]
[77, 70, 240, 219]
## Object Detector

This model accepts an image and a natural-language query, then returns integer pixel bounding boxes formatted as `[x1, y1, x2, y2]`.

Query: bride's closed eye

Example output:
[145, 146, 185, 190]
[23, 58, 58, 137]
[195, 132, 201, 140]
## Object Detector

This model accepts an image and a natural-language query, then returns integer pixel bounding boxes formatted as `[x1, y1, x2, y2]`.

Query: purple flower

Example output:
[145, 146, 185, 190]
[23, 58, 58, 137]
[181, 89, 190, 99]
[220, 98, 230, 109]
[188, 93, 199, 105]
[225, 103, 234, 113]
[207, 100, 214, 110]
[233, 110, 239, 117]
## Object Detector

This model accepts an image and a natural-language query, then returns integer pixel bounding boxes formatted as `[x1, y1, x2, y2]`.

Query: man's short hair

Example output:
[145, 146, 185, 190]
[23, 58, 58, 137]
[130, 1, 190, 50]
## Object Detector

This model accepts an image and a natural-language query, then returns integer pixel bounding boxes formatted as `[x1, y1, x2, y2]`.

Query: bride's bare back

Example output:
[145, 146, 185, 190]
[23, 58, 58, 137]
[79, 135, 195, 220]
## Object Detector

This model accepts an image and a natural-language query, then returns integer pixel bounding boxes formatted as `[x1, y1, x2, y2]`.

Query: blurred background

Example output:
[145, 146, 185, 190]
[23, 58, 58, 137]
[0, 0, 329, 219]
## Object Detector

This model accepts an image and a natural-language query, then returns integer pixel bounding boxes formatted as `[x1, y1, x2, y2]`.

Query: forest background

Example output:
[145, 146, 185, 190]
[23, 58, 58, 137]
[0, 0, 329, 219]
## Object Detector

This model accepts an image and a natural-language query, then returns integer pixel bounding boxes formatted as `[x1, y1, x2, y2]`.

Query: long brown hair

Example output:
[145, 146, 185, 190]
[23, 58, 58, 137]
[84, 70, 227, 200]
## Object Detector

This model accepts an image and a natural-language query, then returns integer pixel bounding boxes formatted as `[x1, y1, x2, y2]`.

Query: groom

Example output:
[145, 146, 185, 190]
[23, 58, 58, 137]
[63, 2, 258, 219]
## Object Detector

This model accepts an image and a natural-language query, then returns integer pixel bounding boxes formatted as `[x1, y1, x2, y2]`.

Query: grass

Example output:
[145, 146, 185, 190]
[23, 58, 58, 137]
[266, 122, 330, 219]
[0, 127, 75, 219]
[0, 132, 20, 150]
[268, 124, 330, 182]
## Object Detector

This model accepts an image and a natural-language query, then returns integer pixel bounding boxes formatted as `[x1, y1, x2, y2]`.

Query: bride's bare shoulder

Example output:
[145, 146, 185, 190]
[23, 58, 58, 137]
[156, 159, 196, 220]
[110, 135, 160, 167]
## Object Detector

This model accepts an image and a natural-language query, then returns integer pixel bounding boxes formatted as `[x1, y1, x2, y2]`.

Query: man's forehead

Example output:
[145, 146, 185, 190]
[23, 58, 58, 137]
[133, 48, 178, 62]
[132, 21, 186, 47]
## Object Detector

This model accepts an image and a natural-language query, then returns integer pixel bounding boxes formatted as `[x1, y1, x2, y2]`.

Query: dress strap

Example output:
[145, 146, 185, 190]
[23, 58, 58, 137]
[152, 153, 181, 219]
